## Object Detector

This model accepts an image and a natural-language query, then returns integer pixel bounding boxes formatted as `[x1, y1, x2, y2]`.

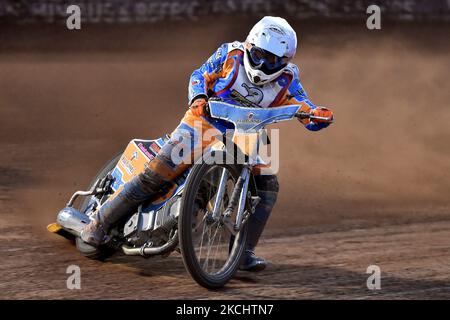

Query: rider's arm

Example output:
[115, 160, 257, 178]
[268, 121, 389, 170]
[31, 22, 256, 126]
[278, 67, 331, 131]
[188, 43, 228, 105]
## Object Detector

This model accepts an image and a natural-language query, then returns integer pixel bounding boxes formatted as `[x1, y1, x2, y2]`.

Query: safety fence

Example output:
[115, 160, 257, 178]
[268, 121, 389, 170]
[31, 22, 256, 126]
[0, 0, 449, 24]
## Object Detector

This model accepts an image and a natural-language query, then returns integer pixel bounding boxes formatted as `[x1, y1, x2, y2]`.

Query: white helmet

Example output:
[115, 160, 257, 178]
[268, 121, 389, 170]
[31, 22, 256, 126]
[244, 16, 297, 85]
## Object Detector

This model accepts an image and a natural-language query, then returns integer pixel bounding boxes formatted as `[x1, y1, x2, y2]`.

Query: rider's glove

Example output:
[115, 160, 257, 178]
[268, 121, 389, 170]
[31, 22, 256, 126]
[189, 98, 208, 117]
[310, 106, 333, 124]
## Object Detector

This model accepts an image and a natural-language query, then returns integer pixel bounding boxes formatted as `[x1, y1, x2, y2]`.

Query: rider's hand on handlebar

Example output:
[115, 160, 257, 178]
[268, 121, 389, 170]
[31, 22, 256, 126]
[310, 106, 333, 124]
[189, 97, 208, 117]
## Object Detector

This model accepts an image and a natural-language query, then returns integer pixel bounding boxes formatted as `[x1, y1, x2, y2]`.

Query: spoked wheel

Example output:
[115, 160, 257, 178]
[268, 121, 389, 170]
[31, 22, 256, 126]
[76, 153, 121, 260]
[179, 162, 248, 289]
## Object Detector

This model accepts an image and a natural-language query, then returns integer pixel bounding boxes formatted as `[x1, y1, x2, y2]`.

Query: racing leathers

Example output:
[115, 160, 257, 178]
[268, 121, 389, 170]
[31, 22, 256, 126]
[81, 41, 331, 272]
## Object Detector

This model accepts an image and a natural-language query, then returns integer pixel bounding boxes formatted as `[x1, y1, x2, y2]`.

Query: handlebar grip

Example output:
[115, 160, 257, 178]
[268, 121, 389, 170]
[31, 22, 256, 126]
[295, 111, 311, 119]
[204, 103, 211, 117]
[295, 111, 334, 123]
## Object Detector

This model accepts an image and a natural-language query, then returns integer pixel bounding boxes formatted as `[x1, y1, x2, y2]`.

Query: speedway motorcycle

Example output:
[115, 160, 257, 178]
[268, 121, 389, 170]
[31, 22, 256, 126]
[47, 98, 332, 288]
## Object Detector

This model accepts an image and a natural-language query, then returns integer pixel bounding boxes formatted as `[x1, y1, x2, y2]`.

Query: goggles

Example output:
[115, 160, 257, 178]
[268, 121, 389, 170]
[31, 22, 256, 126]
[247, 45, 289, 74]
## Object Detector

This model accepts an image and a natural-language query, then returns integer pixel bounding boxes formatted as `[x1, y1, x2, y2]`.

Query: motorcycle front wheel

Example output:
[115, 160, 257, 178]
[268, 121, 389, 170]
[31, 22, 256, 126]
[178, 161, 248, 289]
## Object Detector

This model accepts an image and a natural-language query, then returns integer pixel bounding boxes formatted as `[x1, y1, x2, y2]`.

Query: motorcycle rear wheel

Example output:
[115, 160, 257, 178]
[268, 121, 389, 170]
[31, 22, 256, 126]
[76, 152, 122, 260]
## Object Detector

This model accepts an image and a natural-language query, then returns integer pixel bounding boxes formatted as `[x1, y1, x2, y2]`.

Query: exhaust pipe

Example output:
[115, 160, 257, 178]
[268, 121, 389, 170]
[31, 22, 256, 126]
[56, 206, 179, 257]
[56, 207, 90, 237]
[122, 230, 178, 257]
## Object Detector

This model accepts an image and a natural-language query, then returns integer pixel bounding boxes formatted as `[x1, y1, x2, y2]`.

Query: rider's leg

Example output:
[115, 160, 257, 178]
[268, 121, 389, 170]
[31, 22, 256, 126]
[81, 110, 220, 246]
[239, 173, 279, 272]
[81, 168, 171, 246]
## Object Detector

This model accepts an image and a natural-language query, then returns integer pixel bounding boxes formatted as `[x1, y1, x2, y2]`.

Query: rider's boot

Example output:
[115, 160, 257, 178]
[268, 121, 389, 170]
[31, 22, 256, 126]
[239, 180, 278, 272]
[81, 168, 170, 247]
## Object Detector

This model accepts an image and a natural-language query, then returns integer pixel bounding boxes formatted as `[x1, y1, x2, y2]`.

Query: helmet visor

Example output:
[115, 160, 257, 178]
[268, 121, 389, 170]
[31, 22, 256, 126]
[247, 45, 289, 75]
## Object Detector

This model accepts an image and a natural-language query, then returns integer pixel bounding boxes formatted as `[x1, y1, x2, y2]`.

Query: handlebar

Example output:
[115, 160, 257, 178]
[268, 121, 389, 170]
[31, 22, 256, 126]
[204, 104, 211, 117]
[295, 111, 334, 123]
[203, 100, 333, 124]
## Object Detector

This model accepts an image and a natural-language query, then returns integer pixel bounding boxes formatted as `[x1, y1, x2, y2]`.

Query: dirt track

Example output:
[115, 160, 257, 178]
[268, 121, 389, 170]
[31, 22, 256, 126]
[1, 208, 450, 299]
[1, 20, 450, 299]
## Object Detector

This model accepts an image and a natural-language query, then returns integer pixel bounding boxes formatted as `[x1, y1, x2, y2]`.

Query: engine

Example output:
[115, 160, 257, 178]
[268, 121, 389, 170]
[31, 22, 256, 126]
[123, 194, 181, 247]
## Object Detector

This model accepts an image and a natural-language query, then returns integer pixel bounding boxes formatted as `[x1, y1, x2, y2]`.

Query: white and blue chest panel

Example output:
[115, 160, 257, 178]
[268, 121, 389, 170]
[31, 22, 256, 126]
[226, 63, 289, 108]
[213, 42, 293, 108]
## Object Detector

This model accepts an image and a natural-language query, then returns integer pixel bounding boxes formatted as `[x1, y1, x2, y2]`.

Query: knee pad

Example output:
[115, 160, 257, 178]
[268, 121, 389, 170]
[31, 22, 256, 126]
[136, 167, 172, 196]
[251, 175, 279, 224]
[254, 175, 279, 193]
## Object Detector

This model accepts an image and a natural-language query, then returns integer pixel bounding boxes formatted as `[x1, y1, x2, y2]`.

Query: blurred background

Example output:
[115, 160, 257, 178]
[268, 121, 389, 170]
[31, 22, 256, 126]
[1, 0, 450, 232]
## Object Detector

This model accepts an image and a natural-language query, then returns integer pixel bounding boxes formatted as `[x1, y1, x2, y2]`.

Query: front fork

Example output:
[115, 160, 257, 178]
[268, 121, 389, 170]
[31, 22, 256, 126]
[213, 165, 260, 235]
[234, 166, 251, 232]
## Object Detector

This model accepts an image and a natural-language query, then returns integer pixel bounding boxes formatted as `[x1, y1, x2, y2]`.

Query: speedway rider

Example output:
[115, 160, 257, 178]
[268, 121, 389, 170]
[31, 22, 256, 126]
[81, 16, 334, 272]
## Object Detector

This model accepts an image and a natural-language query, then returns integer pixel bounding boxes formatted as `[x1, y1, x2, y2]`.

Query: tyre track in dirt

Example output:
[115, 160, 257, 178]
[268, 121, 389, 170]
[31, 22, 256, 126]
[1, 199, 450, 299]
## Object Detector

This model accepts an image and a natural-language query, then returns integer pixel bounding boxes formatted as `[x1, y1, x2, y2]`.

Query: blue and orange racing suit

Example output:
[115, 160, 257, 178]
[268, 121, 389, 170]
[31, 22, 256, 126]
[147, 41, 329, 181]
[138, 42, 330, 250]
